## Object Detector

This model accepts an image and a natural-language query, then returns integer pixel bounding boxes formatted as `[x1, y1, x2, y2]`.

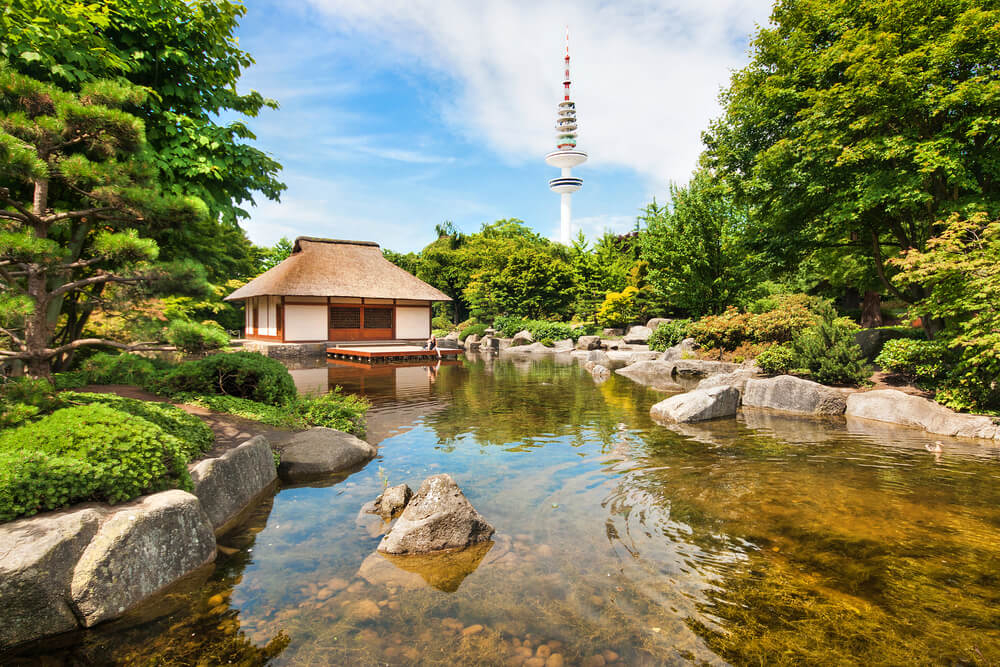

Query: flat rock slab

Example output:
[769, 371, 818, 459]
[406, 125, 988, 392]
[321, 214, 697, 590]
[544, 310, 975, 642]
[743, 375, 848, 415]
[846, 389, 1000, 440]
[278, 427, 377, 482]
[378, 474, 494, 555]
[191, 435, 276, 531]
[616, 360, 684, 391]
[650, 386, 741, 423]
[70, 490, 216, 627]
[623, 325, 652, 344]
[697, 367, 759, 395]
[0, 507, 103, 649]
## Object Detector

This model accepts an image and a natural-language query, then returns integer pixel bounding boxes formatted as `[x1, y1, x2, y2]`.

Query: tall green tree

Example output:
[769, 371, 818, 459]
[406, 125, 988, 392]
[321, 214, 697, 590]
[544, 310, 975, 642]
[0, 0, 284, 279]
[704, 0, 1000, 331]
[639, 170, 757, 316]
[0, 67, 208, 376]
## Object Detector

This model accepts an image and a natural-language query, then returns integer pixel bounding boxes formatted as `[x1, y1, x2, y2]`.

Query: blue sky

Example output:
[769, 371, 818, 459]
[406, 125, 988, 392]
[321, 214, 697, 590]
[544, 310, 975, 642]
[234, 1, 773, 253]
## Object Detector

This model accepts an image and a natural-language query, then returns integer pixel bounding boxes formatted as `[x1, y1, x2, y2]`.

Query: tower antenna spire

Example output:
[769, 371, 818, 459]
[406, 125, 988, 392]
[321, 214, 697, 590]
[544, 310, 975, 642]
[546, 27, 587, 245]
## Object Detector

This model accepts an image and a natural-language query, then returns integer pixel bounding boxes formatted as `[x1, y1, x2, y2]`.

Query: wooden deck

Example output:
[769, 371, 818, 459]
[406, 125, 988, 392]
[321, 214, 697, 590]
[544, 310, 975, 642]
[327, 344, 462, 362]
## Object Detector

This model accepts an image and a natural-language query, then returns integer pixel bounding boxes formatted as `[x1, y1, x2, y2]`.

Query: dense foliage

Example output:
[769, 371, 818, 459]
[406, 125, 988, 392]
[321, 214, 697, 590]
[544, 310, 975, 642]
[165, 319, 230, 353]
[493, 316, 588, 342]
[647, 320, 690, 351]
[0, 404, 191, 520]
[875, 339, 950, 386]
[162, 352, 296, 405]
[790, 304, 870, 385]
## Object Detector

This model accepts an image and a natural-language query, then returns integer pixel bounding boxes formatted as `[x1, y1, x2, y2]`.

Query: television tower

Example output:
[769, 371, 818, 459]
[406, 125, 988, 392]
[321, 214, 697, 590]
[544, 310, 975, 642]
[546, 27, 587, 245]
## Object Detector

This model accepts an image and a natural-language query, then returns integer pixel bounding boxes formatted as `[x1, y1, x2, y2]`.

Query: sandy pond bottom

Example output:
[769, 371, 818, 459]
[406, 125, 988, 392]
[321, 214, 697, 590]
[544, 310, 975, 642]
[16, 357, 1000, 666]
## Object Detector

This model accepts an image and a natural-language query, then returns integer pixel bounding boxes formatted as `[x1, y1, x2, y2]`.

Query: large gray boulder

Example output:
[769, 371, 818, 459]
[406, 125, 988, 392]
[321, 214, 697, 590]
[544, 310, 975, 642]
[623, 325, 653, 344]
[70, 490, 216, 627]
[660, 337, 699, 361]
[586, 350, 612, 367]
[696, 366, 759, 396]
[500, 341, 553, 355]
[464, 334, 481, 351]
[846, 390, 1000, 440]
[278, 427, 377, 482]
[377, 474, 495, 554]
[616, 360, 684, 391]
[671, 359, 740, 379]
[576, 335, 601, 351]
[191, 435, 276, 531]
[743, 375, 848, 415]
[646, 317, 670, 331]
[512, 329, 534, 345]
[553, 338, 575, 352]
[0, 507, 103, 649]
[649, 386, 741, 423]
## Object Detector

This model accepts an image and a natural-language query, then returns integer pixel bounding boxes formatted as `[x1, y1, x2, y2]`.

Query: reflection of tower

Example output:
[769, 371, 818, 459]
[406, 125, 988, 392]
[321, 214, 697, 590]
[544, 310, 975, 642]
[546, 27, 587, 245]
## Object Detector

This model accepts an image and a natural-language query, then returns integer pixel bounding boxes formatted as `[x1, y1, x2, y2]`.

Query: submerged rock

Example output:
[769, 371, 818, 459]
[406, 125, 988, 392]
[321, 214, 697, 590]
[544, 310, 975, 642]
[277, 427, 377, 482]
[743, 375, 848, 415]
[362, 540, 494, 592]
[377, 474, 494, 554]
[649, 386, 741, 423]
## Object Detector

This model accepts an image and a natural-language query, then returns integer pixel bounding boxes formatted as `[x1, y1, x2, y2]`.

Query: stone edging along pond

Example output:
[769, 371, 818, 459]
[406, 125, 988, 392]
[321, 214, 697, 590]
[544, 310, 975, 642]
[1, 436, 278, 651]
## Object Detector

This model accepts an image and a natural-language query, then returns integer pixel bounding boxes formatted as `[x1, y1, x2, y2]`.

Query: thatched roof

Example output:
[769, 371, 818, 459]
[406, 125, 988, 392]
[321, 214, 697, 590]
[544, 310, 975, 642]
[225, 237, 451, 302]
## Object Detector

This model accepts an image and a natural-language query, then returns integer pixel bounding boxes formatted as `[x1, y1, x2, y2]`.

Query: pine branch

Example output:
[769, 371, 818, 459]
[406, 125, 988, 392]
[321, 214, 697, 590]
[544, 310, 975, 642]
[44, 207, 117, 224]
[0, 326, 25, 347]
[48, 272, 142, 299]
[0, 188, 40, 225]
[0, 210, 29, 223]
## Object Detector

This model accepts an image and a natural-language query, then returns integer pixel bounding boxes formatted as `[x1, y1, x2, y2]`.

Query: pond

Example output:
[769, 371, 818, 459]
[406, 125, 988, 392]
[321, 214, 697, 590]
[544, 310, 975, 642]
[20, 355, 1000, 665]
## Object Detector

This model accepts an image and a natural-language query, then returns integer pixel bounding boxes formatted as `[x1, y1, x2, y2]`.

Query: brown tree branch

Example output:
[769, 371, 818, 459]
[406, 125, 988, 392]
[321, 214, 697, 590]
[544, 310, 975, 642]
[870, 228, 910, 304]
[0, 188, 40, 224]
[0, 326, 25, 347]
[48, 273, 142, 299]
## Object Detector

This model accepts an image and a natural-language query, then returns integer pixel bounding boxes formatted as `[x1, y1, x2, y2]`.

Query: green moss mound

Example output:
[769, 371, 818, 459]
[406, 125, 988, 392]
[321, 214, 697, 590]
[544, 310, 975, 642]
[0, 404, 192, 521]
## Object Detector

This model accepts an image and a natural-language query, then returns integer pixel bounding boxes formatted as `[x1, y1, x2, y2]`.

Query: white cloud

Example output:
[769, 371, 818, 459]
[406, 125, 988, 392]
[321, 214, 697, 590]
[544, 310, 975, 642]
[301, 0, 772, 188]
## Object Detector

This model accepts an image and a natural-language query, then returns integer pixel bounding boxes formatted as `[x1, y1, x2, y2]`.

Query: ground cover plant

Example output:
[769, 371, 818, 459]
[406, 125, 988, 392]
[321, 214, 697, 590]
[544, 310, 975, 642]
[0, 404, 192, 521]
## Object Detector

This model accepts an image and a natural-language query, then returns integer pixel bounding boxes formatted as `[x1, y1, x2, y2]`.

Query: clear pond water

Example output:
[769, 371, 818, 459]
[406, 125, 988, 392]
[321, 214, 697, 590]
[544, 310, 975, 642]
[20, 356, 1000, 665]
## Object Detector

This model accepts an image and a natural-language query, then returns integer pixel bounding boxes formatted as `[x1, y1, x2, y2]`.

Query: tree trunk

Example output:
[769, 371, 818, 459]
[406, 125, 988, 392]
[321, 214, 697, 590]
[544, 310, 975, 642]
[24, 269, 53, 378]
[860, 291, 883, 328]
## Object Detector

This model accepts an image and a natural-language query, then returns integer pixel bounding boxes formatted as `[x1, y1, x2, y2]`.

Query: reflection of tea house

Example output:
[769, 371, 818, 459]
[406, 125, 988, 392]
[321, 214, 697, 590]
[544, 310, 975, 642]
[225, 237, 451, 343]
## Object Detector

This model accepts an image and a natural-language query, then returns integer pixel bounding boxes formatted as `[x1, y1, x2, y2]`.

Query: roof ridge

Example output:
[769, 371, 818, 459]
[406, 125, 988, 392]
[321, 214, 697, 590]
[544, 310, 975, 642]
[294, 236, 379, 251]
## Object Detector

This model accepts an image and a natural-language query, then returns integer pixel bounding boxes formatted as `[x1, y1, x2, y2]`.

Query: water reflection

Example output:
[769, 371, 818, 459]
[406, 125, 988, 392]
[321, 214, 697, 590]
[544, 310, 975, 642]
[17, 356, 1000, 665]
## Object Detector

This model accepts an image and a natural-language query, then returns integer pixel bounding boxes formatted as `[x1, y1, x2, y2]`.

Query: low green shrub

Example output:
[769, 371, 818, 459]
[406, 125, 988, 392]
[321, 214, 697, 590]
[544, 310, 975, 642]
[746, 294, 819, 343]
[456, 318, 479, 331]
[166, 319, 229, 353]
[791, 304, 870, 385]
[175, 393, 294, 427]
[0, 404, 192, 521]
[459, 323, 488, 341]
[688, 307, 751, 351]
[431, 315, 453, 331]
[539, 338, 554, 348]
[756, 344, 798, 375]
[647, 319, 690, 351]
[61, 392, 213, 459]
[493, 315, 528, 337]
[297, 387, 369, 437]
[595, 287, 638, 328]
[874, 339, 950, 384]
[494, 316, 582, 342]
[50, 371, 89, 390]
[432, 329, 450, 338]
[161, 352, 295, 405]
[80, 352, 165, 388]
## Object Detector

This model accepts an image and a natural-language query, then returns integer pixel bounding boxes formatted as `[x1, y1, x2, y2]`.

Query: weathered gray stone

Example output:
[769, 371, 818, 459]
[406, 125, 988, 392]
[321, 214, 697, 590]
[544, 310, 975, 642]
[70, 490, 216, 627]
[743, 375, 848, 415]
[553, 338, 575, 352]
[671, 359, 740, 378]
[443, 331, 460, 342]
[696, 366, 759, 396]
[438, 335, 461, 349]
[625, 350, 660, 364]
[623, 325, 653, 344]
[500, 341, 553, 355]
[660, 337, 699, 361]
[277, 427, 377, 481]
[378, 474, 495, 554]
[590, 364, 610, 382]
[615, 360, 683, 391]
[576, 335, 601, 350]
[602, 328, 623, 337]
[496, 337, 513, 351]
[649, 386, 741, 423]
[478, 335, 499, 351]
[606, 350, 639, 368]
[191, 435, 276, 531]
[587, 350, 612, 367]
[0, 507, 103, 649]
[372, 483, 413, 520]
[512, 329, 534, 345]
[846, 390, 1000, 440]
[646, 317, 671, 331]
[464, 334, 481, 351]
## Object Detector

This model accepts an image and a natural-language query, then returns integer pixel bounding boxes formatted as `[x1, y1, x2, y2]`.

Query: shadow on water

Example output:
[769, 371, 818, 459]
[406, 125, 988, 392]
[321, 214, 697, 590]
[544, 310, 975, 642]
[15, 355, 1000, 665]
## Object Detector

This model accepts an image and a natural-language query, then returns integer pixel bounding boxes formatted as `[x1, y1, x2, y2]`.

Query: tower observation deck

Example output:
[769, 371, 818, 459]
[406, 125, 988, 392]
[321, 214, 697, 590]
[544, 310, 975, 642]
[546, 28, 587, 245]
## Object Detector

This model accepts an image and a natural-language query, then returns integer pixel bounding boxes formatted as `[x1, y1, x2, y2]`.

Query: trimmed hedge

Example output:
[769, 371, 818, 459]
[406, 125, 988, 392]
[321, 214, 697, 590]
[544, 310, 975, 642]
[61, 392, 214, 459]
[874, 338, 950, 384]
[161, 352, 296, 405]
[0, 404, 192, 521]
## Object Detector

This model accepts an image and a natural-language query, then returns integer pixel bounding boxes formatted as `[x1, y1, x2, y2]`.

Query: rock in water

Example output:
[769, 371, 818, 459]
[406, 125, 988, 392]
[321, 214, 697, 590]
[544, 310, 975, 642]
[649, 386, 741, 423]
[377, 474, 494, 554]
[371, 483, 413, 520]
[277, 427, 377, 482]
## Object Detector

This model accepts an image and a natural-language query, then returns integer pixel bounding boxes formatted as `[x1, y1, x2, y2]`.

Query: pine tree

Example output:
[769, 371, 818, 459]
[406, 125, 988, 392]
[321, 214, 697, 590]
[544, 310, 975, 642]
[792, 302, 870, 386]
[0, 64, 208, 376]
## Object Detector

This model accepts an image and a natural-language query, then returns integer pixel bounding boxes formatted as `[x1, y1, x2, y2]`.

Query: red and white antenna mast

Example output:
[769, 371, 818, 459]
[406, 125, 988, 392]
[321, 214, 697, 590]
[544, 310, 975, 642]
[546, 26, 587, 245]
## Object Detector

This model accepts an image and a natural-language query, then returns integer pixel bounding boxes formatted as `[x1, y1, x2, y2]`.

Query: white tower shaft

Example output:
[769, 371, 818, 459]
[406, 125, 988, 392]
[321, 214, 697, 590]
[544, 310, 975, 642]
[546, 28, 587, 245]
[561, 193, 571, 244]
